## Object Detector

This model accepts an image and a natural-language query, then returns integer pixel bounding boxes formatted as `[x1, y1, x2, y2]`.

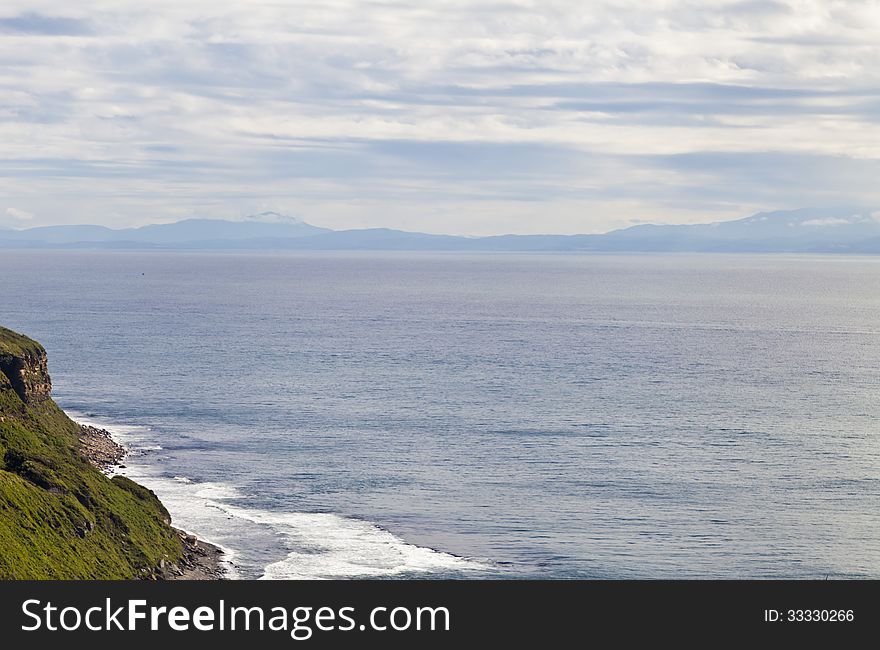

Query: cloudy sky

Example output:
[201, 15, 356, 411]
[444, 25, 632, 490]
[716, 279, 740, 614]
[2, 1, 880, 235]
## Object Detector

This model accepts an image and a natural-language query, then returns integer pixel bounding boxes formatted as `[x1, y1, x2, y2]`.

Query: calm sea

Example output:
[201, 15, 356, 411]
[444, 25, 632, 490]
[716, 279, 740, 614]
[2, 251, 879, 578]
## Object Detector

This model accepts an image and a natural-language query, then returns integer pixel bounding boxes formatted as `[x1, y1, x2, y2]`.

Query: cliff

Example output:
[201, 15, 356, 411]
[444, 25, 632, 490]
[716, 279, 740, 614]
[0, 325, 184, 579]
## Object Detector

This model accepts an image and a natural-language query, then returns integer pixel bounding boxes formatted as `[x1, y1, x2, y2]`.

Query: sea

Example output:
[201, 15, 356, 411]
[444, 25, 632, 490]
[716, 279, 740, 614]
[2, 250, 879, 579]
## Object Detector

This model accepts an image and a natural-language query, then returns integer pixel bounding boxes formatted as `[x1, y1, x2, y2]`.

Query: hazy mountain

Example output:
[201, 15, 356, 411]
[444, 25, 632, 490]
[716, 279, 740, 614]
[223, 207, 880, 252]
[3, 207, 880, 252]
[4, 224, 120, 244]
[587, 207, 880, 252]
[0, 213, 330, 247]
[124, 217, 329, 244]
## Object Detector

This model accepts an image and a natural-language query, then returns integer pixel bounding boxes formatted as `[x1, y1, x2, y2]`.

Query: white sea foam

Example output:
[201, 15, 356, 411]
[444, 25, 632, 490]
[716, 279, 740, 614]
[65, 410, 241, 577]
[229, 508, 483, 580]
[64, 409, 485, 580]
[69, 411, 151, 439]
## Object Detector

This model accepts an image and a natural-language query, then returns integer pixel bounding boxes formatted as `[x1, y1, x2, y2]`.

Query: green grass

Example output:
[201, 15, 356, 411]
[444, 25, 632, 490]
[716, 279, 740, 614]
[0, 326, 183, 579]
[0, 325, 45, 360]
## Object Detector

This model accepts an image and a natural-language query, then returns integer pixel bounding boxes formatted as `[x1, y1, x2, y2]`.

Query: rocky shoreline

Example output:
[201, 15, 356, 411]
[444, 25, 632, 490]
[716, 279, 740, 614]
[151, 530, 227, 581]
[78, 424, 126, 471]
[78, 423, 227, 580]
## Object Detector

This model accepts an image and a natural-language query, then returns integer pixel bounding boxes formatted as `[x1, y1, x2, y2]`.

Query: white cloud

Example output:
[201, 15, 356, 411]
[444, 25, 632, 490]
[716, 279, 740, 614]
[2, 207, 34, 226]
[801, 217, 854, 226]
[1, 1, 880, 233]
[5, 206, 32, 218]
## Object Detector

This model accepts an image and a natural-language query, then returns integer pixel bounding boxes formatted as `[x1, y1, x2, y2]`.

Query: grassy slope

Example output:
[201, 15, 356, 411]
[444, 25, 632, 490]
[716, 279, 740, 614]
[0, 326, 182, 579]
[0, 325, 43, 359]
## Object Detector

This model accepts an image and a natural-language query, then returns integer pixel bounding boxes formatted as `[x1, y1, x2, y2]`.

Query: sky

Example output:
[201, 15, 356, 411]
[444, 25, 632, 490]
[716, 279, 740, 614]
[2, 0, 880, 235]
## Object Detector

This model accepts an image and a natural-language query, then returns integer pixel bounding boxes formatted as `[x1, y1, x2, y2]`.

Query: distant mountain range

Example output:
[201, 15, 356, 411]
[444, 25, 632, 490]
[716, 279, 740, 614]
[0, 212, 329, 248]
[3, 207, 880, 253]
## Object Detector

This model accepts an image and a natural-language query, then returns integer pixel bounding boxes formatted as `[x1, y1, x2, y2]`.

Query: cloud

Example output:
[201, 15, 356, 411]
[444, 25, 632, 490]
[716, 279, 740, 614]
[1, 1, 880, 233]
[801, 217, 854, 226]
[2, 206, 34, 226]
[0, 12, 92, 36]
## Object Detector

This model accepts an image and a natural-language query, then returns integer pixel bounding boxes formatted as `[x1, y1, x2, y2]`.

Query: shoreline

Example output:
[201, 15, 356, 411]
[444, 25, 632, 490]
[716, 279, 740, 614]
[78, 423, 227, 580]
[73, 416, 484, 580]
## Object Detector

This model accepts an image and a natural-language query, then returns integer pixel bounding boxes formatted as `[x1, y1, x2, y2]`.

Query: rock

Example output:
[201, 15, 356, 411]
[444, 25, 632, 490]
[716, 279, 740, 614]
[0, 334, 52, 404]
[157, 528, 227, 581]
[78, 424, 126, 472]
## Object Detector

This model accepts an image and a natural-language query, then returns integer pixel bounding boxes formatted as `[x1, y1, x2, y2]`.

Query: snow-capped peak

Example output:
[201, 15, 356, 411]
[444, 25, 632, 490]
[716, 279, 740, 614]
[240, 211, 305, 225]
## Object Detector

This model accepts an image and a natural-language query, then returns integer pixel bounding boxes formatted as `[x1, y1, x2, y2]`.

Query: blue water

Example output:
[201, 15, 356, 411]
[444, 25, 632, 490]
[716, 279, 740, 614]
[2, 251, 880, 578]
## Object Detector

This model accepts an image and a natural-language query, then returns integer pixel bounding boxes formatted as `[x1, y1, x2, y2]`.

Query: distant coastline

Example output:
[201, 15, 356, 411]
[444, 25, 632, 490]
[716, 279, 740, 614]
[4, 207, 880, 253]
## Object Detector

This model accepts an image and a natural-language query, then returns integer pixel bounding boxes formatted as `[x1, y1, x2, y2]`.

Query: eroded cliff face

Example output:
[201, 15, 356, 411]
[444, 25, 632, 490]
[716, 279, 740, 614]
[0, 345, 52, 404]
[0, 326, 53, 405]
